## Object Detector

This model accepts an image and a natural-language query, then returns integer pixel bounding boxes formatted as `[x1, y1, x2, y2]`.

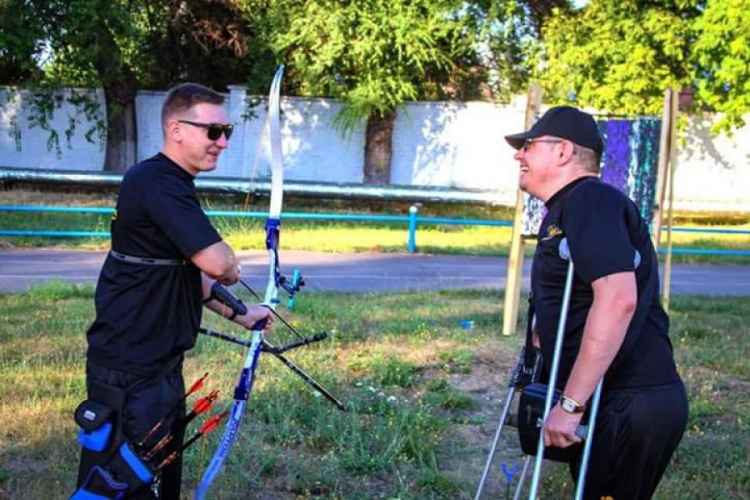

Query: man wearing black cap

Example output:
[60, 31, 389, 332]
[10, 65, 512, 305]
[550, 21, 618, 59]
[505, 106, 688, 498]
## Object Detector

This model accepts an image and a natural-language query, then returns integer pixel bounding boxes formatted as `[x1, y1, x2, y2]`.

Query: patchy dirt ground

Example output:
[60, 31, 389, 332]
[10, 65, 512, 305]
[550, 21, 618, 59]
[241, 339, 527, 500]
[437, 340, 530, 499]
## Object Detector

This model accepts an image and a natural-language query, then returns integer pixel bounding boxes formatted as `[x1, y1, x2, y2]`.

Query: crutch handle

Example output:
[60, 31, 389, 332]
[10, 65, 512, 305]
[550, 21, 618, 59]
[506, 413, 588, 440]
[575, 424, 588, 440]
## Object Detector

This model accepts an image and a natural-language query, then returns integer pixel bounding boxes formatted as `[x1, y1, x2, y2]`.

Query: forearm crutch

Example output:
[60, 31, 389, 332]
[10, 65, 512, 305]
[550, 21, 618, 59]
[573, 379, 602, 500]
[527, 239, 602, 500]
[473, 346, 541, 500]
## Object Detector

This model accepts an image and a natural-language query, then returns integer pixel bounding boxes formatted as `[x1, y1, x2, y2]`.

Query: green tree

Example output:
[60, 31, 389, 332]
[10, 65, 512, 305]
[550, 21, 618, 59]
[276, 0, 484, 184]
[43, 0, 142, 172]
[470, 0, 569, 101]
[691, 0, 750, 132]
[0, 0, 46, 84]
[536, 0, 701, 115]
[0, 0, 257, 172]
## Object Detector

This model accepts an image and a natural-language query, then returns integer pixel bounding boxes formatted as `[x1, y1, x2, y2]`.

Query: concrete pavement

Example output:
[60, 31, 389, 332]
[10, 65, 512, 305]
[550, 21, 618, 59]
[1, 248, 749, 296]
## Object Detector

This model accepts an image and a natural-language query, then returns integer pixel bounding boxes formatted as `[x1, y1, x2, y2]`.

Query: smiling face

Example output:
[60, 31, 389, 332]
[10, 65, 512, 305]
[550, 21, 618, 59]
[514, 136, 565, 201]
[513, 135, 598, 202]
[163, 102, 231, 176]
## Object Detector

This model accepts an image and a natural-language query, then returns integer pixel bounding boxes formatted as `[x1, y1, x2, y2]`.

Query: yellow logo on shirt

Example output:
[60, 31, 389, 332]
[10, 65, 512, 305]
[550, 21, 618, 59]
[111, 209, 117, 222]
[541, 223, 563, 241]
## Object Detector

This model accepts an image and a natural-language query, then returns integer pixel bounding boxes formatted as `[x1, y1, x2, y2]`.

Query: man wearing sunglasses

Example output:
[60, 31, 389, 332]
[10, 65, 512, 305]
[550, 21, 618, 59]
[77, 83, 273, 498]
[505, 106, 687, 499]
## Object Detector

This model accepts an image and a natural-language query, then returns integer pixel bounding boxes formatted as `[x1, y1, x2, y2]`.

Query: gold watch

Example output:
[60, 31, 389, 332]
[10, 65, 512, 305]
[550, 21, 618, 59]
[560, 395, 585, 414]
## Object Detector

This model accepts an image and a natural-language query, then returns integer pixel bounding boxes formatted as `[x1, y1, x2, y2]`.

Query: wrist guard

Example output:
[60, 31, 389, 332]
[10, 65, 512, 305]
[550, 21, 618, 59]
[209, 282, 247, 320]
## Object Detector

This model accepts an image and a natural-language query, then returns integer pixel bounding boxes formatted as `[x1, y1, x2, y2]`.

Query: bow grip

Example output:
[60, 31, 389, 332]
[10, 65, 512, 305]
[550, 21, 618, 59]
[210, 282, 247, 315]
[251, 318, 268, 331]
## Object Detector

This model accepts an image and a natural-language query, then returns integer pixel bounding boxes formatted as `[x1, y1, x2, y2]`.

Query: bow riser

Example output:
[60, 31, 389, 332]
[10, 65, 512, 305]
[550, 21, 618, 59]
[194, 65, 286, 500]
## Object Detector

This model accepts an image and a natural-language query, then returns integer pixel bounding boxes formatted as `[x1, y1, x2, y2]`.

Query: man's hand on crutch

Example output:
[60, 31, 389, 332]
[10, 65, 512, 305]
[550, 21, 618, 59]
[530, 313, 586, 449]
[544, 404, 584, 448]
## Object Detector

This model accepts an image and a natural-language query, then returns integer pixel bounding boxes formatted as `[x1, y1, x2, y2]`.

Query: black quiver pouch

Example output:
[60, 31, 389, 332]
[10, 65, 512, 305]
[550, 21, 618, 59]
[71, 380, 156, 499]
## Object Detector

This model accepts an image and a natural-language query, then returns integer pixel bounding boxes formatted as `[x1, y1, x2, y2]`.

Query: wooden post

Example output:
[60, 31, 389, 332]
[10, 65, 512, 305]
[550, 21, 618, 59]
[662, 89, 679, 311]
[502, 84, 542, 336]
[651, 89, 674, 252]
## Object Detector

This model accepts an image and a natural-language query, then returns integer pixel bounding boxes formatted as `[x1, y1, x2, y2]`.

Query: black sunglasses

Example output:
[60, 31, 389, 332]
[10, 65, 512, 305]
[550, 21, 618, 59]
[178, 120, 234, 141]
[523, 138, 563, 152]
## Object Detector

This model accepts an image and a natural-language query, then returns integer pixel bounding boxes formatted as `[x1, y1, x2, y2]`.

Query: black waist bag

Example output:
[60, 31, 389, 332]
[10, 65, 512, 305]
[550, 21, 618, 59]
[72, 379, 156, 499]
[75, 379, 127, 456]
[517, 383, 583, 463]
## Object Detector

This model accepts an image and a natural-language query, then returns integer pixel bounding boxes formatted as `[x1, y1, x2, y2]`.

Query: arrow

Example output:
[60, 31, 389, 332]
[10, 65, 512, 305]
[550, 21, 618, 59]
[138, 372, 209, 447]
[143, 390, 219, 460]
[155, 411, 228, 471]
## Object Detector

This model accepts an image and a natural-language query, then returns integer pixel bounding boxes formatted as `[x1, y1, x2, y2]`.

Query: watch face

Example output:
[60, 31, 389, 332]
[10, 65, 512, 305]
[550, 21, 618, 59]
[561, 399, 574, 412]
[561, 397, 581, 413]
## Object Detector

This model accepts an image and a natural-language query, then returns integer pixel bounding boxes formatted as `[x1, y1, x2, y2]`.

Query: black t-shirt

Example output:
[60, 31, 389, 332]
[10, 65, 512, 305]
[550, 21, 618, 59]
[531, 176, 680, 390]
[86, 153, 222, 375]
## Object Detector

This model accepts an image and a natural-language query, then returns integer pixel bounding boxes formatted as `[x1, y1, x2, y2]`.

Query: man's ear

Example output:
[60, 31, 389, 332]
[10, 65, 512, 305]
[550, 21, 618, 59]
[559, 141, 575, 163]
[165, 120, 182, 143]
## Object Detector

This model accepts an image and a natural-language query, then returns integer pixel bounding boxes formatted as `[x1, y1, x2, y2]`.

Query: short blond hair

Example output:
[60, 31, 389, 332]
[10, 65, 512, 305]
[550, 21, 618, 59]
[574, 145, 601, 173]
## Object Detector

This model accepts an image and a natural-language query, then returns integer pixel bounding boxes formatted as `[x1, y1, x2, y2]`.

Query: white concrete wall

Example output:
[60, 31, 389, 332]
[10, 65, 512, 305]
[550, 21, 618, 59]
[392, 99, 527, 205]
[134, 88, 366, 183]
[1, 86, 749, 211]
[0, 88, 105, 171]
[676, 117, 750, 212]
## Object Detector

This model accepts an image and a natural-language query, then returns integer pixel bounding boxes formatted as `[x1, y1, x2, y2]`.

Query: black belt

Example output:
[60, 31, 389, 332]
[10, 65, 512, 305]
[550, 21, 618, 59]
[110, 250, 188, 266]
[87, 353, 185, 384]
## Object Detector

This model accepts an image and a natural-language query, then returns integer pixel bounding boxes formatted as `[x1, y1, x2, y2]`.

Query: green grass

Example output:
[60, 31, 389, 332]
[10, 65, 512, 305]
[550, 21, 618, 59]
[1, 187, 749, 263]
[0, 282, 748, 499]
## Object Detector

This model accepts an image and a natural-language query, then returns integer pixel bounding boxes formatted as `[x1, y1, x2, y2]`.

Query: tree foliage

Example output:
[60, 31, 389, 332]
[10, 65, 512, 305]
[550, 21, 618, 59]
[691, 0, 750, 132]
[0, 0, 46, 84]
[275, 0, 482, 133]
[3, 0, 750, 176]
[536, 0, 701, 116]
[0, 0, 262, 170]
[135, 0, 257, 91]
[467, 0, 569, 101]
[4, 0, 259, 91]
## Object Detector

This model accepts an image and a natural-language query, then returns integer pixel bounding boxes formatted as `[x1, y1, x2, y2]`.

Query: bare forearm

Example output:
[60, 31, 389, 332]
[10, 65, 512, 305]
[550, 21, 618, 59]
[201, 274, 274, 331]
[192, 241, 239, 284]
[564, 273, 636, 406]
[201, 274, 213, 301]
[564, 303, 628, 404]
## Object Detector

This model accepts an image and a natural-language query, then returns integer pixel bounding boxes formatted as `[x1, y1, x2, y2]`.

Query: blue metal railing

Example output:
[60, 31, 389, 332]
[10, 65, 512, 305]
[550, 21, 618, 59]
[1, 204, 748, 256]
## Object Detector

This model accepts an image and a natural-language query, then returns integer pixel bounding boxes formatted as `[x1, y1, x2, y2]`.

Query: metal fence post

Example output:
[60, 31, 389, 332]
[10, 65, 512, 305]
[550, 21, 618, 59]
[408, 204, 419, 253]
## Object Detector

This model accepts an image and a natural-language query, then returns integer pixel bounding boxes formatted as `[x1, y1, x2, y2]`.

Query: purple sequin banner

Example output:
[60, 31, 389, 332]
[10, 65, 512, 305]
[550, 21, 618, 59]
[522, 118, 662, 236]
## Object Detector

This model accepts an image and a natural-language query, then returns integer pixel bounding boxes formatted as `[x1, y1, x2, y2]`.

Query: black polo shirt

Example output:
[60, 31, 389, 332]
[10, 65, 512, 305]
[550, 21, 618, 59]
[531, 176, 679, 390]
[86, 153, 222, 375]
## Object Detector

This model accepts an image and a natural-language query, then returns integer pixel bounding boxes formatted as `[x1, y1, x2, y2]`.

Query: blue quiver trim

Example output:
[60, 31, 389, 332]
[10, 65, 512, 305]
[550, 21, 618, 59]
[75, 400, 115, 452]
[78, 422, 113, 452]
[69, 443, 155, 499]
[118, 442, 154, 483]
[69, 491, 116, 500]
[69, 465, 127, 500]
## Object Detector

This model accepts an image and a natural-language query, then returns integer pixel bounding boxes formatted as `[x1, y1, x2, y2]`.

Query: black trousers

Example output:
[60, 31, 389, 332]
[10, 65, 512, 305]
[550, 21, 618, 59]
[572, 381, 688, 500]
[77, 359, 186, 499]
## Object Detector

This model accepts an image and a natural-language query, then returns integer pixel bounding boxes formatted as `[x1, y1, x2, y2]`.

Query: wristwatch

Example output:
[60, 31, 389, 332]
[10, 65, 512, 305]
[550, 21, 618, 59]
[560, 395, 585, 414]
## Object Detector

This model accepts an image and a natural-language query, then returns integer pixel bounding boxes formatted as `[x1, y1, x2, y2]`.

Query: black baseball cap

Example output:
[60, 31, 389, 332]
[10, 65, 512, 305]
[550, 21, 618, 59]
[504, 106, 603, 156]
